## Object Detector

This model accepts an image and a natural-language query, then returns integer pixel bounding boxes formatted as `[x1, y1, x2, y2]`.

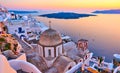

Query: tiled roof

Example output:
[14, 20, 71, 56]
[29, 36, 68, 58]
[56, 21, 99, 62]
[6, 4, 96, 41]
[53, 56, 75, 73]
[27, 54, 48, 72]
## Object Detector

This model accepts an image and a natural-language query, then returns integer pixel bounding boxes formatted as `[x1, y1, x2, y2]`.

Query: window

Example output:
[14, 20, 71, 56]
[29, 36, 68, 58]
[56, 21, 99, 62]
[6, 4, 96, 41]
[58, 47, 61, 55]
[68, 66, 72, 70]
[79, 60, 82, 62]
[48, 49, 51, 56]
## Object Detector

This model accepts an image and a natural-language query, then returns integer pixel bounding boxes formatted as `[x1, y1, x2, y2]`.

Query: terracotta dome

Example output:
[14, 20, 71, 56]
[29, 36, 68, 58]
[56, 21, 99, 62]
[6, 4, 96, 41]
[39, 28, 62, 46]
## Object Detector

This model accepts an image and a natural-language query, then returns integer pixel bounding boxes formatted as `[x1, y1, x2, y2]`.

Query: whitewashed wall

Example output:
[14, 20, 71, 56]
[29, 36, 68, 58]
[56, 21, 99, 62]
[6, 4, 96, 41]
[0, 55, 17, 73]
[56, 45, 62, 55]
[45, 47, 54, 57]
[9, 60, 42, 73]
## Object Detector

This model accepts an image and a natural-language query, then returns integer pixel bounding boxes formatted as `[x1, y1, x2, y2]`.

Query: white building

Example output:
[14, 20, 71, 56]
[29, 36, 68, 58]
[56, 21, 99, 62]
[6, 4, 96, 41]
[0, 5, 11, 22]
[0, 54, 42, 73]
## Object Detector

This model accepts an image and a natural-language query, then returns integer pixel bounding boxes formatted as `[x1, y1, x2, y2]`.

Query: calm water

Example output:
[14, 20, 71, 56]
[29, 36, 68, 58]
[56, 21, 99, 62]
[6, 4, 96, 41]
[35, 14, 120, 62]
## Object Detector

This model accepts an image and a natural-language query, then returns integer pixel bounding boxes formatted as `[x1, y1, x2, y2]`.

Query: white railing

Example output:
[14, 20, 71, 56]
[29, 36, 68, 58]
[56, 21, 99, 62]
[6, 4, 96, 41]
[114, 66, 120, 73]
[66, 62, 82, 73]
[22, 38, 33, 49]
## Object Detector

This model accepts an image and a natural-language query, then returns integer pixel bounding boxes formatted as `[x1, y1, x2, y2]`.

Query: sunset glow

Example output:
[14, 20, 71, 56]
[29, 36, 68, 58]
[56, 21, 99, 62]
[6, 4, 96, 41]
[1, 0, 120, 11]
[1, 0, 120, 72]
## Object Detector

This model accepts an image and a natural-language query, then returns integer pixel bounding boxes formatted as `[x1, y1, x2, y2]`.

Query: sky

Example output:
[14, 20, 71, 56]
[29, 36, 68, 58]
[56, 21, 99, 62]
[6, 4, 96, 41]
[1, 0, 120, 12]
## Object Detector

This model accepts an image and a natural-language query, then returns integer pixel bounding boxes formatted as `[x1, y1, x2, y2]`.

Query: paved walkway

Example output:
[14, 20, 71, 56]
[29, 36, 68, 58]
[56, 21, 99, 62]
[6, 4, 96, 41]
[13, 34, 33, 54]
[13, 34, 48, 72]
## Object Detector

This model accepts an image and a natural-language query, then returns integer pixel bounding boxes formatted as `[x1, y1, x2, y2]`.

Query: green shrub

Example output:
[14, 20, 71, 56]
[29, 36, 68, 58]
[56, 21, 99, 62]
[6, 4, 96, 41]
[4, 43, 11, 51]
[0, 38, 5, 42]
[0, 43, 2, 49]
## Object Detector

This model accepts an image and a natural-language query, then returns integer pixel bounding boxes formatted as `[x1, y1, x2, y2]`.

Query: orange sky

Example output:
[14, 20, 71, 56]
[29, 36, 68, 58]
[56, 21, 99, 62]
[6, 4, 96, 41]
[1, 0, 120, 11]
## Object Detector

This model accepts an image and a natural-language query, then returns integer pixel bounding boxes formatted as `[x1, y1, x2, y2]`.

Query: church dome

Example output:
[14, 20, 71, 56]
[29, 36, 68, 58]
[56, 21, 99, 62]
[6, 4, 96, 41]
[39, 28, 62, 46]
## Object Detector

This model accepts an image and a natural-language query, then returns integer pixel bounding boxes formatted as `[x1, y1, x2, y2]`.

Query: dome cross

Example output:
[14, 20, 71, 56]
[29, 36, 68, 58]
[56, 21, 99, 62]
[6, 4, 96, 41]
[49, 21, 52, 29]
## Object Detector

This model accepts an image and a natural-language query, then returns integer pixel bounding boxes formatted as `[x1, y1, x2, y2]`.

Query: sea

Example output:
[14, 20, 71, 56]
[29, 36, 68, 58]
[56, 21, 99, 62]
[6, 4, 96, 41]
[35, 14, 120, 62]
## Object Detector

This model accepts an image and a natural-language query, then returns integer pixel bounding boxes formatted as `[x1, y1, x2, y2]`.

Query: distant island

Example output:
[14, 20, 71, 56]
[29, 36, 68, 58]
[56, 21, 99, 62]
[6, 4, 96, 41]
[39, 12, 96, 19]
[8, 10, 38, 14]
[93, 9, 120, 14]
